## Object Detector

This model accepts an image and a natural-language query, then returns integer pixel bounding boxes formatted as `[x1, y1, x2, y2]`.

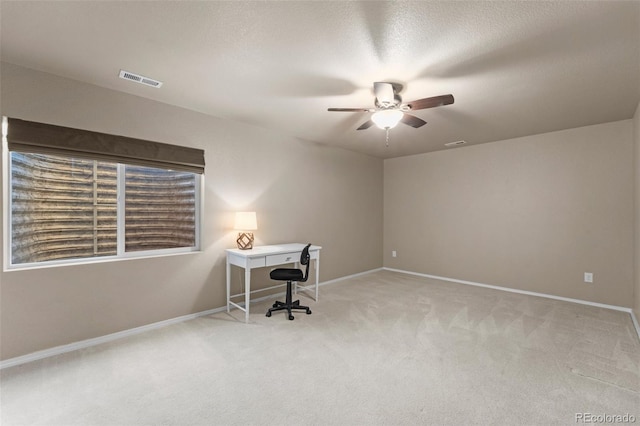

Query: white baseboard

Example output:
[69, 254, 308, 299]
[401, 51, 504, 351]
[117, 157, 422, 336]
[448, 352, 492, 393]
[631, 310, 640, 343]
[383, 267, 640, 342]
[0, 306, 228, 370]
[0, 267, 383, 370]
[319, 267, 384, 287]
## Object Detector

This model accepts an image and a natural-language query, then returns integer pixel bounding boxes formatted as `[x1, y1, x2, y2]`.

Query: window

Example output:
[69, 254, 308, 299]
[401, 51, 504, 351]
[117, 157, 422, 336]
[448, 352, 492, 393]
[3, 117, 204, 269]
[123, 164, 197, 253]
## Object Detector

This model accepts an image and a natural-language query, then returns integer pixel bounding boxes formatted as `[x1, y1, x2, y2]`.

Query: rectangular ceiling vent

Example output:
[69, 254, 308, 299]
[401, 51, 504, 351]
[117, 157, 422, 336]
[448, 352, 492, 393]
[119, 70, 163, 88]
[444, 140, 467, 147]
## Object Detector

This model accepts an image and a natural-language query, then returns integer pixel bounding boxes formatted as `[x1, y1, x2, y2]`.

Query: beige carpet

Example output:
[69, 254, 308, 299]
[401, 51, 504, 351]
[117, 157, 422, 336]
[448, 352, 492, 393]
[1, 270, 639, 425]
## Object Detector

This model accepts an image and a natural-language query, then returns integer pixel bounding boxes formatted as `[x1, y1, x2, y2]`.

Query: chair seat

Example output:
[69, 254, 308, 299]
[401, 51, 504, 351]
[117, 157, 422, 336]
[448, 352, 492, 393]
[270, 268, 303, 281]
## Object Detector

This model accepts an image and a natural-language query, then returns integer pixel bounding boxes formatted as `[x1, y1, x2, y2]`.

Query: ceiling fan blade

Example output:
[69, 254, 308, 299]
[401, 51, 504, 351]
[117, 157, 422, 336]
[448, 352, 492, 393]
[328, 107, 372, 112]
[406, 94, 454, 111]
[356, 120, 375, 130]
[374, 82, 395, 105]
[400, 114, 427, 128]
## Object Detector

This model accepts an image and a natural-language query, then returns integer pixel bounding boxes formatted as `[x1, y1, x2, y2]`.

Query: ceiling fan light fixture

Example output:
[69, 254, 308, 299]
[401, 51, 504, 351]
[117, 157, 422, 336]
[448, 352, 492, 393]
[372, 109, 403, 129]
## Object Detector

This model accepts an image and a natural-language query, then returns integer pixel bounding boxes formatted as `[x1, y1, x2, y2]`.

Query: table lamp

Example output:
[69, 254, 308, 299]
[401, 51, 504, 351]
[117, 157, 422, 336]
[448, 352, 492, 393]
[234, 211, 257, 250]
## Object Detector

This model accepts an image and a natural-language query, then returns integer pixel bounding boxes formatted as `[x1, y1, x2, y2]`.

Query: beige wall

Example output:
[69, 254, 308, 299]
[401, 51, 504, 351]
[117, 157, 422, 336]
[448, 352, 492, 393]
[634, 101, 640, 320]
[384, 121, 635, 307]
[0, 63, 383, 360]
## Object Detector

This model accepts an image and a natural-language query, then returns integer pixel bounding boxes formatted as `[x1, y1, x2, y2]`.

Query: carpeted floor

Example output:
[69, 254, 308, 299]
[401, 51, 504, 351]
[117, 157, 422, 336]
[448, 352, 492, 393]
[1, 270, 639, 425]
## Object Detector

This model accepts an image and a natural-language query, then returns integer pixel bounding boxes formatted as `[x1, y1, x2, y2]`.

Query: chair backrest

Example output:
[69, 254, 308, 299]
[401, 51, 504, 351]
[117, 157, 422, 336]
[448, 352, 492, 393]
[299, 243, 311, 282]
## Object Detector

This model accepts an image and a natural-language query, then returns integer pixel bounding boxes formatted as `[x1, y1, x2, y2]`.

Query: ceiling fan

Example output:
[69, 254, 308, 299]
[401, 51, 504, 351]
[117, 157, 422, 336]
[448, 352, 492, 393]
[328, 82, 454, 131]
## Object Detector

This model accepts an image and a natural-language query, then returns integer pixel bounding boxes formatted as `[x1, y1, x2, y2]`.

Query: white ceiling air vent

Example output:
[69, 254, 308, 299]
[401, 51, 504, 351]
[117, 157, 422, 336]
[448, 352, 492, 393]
[119, 70, 163, 88]
[444, 140, 467, 147]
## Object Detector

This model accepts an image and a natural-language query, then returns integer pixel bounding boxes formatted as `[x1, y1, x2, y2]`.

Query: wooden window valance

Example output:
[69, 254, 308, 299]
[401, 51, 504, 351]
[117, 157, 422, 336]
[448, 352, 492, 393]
[6, 117, 205, 174]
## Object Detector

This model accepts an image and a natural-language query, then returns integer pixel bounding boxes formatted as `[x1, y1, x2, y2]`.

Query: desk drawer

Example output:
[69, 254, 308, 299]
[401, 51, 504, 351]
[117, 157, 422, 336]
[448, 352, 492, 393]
[248, 257, 266, 268]
[228, 252, 265, 269]
[266, 252, 299, 266]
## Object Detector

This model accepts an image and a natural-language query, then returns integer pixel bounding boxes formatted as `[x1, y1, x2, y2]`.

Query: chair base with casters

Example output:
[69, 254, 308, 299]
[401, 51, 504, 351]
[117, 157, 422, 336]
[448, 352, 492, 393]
[266, 243, 313, 321]
[265, 280, 311, 320]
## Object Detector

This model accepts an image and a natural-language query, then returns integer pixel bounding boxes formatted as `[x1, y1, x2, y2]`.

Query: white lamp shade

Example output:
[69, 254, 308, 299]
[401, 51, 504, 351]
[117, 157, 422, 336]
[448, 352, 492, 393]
[371, 109, 403, 129]
[234, 211, 257, 230]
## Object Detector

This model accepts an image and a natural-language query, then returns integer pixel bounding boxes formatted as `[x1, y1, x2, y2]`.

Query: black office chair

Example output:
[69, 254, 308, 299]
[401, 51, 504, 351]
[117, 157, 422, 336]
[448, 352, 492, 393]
[266, 243, 312, 320]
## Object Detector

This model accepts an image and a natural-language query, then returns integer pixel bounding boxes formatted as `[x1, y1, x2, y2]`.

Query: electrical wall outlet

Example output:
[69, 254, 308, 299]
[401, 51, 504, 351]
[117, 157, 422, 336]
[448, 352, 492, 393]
[584, 272, 593, 283]
[392, 250, 397, 258]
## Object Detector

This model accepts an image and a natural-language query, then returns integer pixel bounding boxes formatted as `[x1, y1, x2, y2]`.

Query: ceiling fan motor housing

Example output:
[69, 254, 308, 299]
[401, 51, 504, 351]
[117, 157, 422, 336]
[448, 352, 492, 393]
[375, 95, 402, 109]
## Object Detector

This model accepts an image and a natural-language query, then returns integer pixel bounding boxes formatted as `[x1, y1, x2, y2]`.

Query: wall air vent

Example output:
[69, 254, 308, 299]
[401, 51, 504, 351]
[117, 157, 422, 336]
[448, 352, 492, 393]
[444, 140, 467, 147]
[119, 70, 163, 88]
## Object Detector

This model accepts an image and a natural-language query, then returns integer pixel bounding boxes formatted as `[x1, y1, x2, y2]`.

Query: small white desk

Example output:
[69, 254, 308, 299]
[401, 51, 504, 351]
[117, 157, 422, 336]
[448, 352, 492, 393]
[226, 243, 322, 322]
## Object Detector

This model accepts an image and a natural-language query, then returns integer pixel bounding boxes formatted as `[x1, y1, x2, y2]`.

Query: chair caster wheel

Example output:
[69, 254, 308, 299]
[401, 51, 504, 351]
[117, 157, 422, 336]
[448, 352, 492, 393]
[306, 309, 312, 314]
[272, 303, 278, 308]
[266, 312, 271, 317]
[288, 315, 295, 320]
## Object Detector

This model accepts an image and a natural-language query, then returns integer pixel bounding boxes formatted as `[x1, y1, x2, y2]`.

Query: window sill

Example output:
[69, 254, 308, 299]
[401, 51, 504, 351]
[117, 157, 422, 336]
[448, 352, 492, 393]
[3, 247, 201, 272]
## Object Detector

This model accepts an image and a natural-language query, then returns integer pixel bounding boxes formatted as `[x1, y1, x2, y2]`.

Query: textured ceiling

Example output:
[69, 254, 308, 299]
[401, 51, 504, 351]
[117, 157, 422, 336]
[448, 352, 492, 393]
[1, 1, 639, 158]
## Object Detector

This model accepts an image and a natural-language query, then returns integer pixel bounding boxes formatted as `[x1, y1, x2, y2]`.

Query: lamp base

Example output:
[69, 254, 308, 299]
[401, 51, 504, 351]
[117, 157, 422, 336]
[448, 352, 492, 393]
[236, 232, 254, 250]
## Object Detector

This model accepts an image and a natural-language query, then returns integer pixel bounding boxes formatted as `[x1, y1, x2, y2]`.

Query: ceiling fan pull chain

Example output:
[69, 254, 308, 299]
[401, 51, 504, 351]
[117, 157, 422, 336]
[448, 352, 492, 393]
[385, 128, 390, 147]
